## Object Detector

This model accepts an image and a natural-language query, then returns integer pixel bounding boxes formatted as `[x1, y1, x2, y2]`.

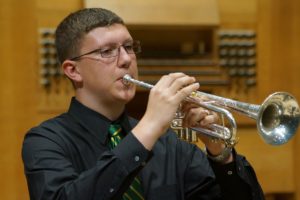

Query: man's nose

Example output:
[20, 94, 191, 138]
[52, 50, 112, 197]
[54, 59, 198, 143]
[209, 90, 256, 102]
[117, 46, 131, 67]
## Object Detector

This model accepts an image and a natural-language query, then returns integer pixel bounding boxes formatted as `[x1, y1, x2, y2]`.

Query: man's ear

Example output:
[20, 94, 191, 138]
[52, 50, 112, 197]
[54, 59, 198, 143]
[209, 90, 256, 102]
[62, 60, 83, 83]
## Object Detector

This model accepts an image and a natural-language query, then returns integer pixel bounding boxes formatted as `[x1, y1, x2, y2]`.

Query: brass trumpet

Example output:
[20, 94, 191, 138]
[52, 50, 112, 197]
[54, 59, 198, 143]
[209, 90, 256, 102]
[123, 74, 300, 147]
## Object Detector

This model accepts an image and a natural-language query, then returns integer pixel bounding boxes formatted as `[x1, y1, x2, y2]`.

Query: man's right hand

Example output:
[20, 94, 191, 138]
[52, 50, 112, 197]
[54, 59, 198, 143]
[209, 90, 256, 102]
[132, 73, 199, 150]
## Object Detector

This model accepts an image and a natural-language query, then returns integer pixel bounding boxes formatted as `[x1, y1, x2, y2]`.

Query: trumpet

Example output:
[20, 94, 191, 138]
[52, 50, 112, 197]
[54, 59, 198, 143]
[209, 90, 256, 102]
[123, 74, 300, 147]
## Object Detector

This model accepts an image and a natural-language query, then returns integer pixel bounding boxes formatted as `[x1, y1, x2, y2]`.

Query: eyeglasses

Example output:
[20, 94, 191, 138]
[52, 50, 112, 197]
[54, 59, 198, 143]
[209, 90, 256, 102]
[69, 40, 141, 61]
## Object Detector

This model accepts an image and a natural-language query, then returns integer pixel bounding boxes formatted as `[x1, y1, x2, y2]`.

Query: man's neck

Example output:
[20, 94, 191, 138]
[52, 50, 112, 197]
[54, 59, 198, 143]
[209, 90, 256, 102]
[75, 94, 125, 121]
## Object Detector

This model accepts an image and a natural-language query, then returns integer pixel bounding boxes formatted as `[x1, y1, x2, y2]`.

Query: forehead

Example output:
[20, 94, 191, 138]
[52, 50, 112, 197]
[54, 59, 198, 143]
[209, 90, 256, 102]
[82, 24, 132, 47]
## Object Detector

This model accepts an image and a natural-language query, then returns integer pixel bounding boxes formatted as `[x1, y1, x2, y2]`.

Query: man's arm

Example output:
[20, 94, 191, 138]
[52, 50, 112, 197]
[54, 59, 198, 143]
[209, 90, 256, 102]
[208, 150, 265, 200]
[22, 130, 150, 200]
[181, 106, 264, 199]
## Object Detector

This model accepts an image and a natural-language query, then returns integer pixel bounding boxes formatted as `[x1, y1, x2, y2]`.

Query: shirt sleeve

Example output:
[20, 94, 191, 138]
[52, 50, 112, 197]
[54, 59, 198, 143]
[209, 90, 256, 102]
[22, 130, 151, 200]
[208, 149, 265, 200]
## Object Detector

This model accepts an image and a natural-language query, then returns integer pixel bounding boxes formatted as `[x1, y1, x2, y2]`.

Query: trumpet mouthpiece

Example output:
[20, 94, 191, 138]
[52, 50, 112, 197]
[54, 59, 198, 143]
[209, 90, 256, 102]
[122, 74, 154, 89]
[122, 74, 132, 86]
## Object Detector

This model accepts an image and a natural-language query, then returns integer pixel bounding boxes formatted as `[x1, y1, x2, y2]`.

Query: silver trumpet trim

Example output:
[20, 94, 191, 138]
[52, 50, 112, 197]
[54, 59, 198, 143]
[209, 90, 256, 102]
[123, 74, 300, 146]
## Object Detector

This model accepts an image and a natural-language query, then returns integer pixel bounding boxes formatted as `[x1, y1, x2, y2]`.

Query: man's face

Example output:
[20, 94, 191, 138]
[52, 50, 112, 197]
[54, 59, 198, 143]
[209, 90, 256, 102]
[74, 24, 138, 105]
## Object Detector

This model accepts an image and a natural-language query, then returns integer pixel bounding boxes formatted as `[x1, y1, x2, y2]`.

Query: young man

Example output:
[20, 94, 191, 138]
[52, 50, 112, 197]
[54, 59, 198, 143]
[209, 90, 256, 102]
[22, 8, 264, 200]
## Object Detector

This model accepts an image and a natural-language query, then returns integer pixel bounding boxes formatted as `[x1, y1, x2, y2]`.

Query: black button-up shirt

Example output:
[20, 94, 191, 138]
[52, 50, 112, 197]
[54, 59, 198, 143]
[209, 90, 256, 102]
[22, 98, 264, 200]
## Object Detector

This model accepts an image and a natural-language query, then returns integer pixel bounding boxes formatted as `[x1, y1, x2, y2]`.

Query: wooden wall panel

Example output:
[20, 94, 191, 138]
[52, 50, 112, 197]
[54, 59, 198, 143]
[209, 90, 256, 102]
[236, 129, 295, 194]
[257, 0, 300, 199]
[257, 0, 300, 98]
[0, 0, 299, 199]
[218, 0, 257, 28]
[0, 1, 37, 199]
[85, 0, 219, 26]
[216, 0, 259, 105]
[0, 0, 82, 199]
[218, 0, 299, 197]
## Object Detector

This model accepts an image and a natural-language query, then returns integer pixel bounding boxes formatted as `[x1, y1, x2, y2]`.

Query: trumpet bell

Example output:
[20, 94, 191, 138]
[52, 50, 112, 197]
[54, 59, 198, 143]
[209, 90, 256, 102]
[258, 92, 300, 145]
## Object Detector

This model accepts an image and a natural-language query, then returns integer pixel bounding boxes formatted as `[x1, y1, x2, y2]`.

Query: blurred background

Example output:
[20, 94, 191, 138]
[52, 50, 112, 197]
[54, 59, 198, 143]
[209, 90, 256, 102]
[0, 0, 299, 199]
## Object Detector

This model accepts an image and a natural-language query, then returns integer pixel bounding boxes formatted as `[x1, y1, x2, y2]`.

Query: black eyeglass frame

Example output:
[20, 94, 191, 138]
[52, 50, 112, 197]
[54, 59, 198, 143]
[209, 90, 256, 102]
[69, 40, 141, 61]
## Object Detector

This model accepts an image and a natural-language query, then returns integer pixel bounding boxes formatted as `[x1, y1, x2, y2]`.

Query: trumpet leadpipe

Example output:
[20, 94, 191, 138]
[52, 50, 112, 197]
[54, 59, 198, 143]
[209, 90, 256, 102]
[123, 74, 153, 89]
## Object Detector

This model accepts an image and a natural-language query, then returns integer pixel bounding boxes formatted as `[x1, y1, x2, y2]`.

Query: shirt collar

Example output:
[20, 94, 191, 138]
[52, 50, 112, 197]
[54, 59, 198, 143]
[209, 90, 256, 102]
[67, 97, 132, 144]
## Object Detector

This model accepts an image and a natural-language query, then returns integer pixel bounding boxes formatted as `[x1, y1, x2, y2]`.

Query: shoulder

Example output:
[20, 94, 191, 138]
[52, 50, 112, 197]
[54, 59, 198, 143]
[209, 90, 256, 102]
[27, 113, 70, 137]
[22, 113, 72, 153]
[22, 113, 72, 168]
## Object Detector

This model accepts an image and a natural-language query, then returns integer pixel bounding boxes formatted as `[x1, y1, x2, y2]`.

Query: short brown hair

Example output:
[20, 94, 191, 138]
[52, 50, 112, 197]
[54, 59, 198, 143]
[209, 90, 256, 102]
[55, 8, 124, 64]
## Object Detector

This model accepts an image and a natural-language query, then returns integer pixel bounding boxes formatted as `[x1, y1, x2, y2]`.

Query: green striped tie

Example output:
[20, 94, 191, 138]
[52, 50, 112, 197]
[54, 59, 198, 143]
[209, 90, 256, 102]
[108, 123, 144, 200]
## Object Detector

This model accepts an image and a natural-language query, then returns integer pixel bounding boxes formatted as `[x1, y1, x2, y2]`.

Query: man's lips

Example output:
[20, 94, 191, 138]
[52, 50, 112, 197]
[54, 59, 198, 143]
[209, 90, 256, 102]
[117, 74, 133, 84]
[117, 76, 132, 87]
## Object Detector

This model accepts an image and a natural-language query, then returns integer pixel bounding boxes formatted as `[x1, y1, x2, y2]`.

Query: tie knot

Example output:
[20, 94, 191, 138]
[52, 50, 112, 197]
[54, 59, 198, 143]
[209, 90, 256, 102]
[108, 123, 122, 137]
[108, 123, 123, 149]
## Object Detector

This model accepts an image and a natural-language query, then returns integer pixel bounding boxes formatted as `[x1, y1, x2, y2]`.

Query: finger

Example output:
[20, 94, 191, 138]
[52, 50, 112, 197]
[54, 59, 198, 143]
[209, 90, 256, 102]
[168, 75, 197, 95]
[149, 73, 185, 103]
[200, 113, 219, 127]
[154, 72, 186, 90]
[181, 101, 199, 113]
[183, 108, 209, 127]
[174, 82, 200, 103]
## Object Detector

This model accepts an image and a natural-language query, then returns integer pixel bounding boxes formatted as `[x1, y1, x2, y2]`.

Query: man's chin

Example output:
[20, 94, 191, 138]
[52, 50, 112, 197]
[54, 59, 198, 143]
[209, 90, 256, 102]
[118, 90, 136, 103]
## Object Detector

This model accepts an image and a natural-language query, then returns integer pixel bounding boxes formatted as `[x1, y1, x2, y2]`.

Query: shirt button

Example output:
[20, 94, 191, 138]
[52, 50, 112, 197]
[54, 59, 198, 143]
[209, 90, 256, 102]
[227, 170, 233, 175]
[134, 155, 140, 162]
[109, 188, 114, 193]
